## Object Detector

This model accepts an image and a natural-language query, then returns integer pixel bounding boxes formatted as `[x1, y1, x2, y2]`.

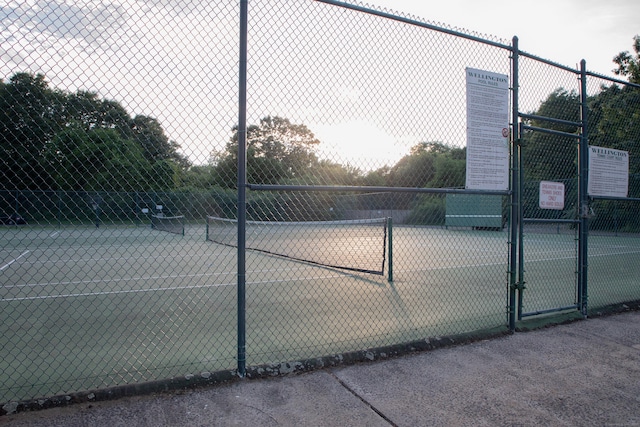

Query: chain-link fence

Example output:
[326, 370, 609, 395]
[516, 55, 585, 318]
[1, 0, 640, 411]
[582, 72, 640, 311]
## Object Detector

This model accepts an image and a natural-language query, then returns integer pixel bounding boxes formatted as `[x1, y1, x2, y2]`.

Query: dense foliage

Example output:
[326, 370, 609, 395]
[0, 72, 189, 192]
[519, 36, 640, 230]
[2, 36, 640, 226]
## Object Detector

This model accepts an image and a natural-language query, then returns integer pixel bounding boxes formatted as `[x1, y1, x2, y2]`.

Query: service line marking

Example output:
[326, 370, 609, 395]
[0, 251, 30, 272]
[0, 274, 345, 302]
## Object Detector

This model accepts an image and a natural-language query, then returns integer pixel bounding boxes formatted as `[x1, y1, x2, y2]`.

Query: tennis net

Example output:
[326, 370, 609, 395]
[151, 214, 185, 236]
[206, 216, 388, 275]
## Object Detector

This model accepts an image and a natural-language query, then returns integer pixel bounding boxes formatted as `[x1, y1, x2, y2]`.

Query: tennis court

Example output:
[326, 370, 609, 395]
[2, 222, 640, 402]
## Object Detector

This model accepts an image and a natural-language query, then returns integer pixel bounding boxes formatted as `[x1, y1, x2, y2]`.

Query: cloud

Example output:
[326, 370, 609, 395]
[1, 0, 128, 48]
[139, 0, 210, 16]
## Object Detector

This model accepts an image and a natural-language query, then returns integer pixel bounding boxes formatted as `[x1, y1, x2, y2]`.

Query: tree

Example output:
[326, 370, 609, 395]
[179, 164, 217, 190]
[0, 72, 188, 191]
[521, 89, 581, 181]
[292, 159, 360, 186]
[613, 35, 640, 84]
[589, 85, 640, 163]
[0, 73, 66, 189]
[45, 126, 150, 192]
[587, 84, 640, 202]
[427, 146, 466, 188]
[360, 166, 389, 187]
[217, 116, 321, 186]
[372, 142, 465, 212]
[130, 115, 190, 169]
[386, 142, 455, 188]
[64, 90, 131, 134]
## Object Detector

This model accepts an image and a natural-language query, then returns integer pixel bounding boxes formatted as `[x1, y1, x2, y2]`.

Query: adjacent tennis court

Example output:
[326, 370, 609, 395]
[2, 221, 640, 402]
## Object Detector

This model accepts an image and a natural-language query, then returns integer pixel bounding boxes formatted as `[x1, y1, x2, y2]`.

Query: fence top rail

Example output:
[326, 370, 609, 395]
[517, 50, 581, 74]
[316, 2, 603, 86]
[314, 0, 512, 51]
[247, 184, 511, 196]
[585, 71, 640, 89]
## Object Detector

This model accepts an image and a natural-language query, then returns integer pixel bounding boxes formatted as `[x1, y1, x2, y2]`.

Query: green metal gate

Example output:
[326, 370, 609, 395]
[513, 61, 590, 321]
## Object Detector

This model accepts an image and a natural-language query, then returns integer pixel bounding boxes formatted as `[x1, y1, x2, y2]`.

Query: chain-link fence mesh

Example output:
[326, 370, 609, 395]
[1, 0, 240, 404]
[517, 57, 583, 317]
[1, 0, 639, 409]
[241, 0, 512, 368]
[583, 73, 640, 310]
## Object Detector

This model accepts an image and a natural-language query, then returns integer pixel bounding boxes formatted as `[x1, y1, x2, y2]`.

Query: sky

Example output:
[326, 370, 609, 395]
[2, 0, 639, 169]
[312, 0, 640, 167]
[367, 0, 639, 79]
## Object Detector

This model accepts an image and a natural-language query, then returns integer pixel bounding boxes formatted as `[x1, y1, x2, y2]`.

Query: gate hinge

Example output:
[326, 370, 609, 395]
[510, 281, 526, 291]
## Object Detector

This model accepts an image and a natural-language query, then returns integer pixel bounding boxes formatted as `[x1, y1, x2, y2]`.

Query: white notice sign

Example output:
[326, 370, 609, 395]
[539, 181, 565, 210]
[588, 146, 629, 198]
[465, 68, 510, 191]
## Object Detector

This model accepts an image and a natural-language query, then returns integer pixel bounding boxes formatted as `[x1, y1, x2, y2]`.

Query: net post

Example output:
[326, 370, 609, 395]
[387, 217, 393, 282]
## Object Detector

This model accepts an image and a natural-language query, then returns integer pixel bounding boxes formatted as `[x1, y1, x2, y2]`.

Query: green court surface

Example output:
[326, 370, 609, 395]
[1, 224, 639, 402]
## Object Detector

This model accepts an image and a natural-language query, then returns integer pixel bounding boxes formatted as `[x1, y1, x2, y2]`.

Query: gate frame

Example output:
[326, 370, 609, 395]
[511, 59, 590, 322]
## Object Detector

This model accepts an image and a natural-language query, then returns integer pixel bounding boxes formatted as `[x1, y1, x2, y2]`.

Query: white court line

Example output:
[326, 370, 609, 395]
[4, 264, 330, 289]
[587, 250, 640, 258]
[1, 282, 235, 301]
[401, 249, 640, 273]
[1, 274, 346, 302]
[7, 271, 234, 289]
[19, 252, 197, 267]
[402, 261, 507, 273]
[0, 251, 30, 272]
[527, 249, 640, 263]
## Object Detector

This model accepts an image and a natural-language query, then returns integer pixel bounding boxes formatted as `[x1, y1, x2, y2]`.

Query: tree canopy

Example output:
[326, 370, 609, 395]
[5, 32, 640, 227]
[213, 116, 321, 187]
[520, 89, 581, 181]
[0, 72, 189, 192]
[613, 35, 640, 84]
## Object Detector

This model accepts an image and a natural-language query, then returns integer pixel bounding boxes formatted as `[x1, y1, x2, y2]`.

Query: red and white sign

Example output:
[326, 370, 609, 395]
[539, 181, 565, 210]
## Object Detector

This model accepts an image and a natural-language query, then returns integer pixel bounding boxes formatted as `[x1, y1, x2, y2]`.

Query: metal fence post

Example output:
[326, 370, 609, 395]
[387, 217, 393, 282]
[237, 0, 249, 378]
[578, 59, 589, 317]
[508, 36, 520, 332]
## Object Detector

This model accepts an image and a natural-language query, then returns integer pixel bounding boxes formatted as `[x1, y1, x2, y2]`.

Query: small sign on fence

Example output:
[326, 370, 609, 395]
[539, 181, 565, 210]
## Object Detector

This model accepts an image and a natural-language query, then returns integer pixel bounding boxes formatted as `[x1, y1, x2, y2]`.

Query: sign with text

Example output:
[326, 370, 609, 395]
[539, 181, 565, 210]
[465, 67, 510, 191]
[588, 146, 629, 198]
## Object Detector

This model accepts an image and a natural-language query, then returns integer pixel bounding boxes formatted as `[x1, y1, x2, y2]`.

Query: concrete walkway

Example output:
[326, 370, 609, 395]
[4, 311, 640, 426]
